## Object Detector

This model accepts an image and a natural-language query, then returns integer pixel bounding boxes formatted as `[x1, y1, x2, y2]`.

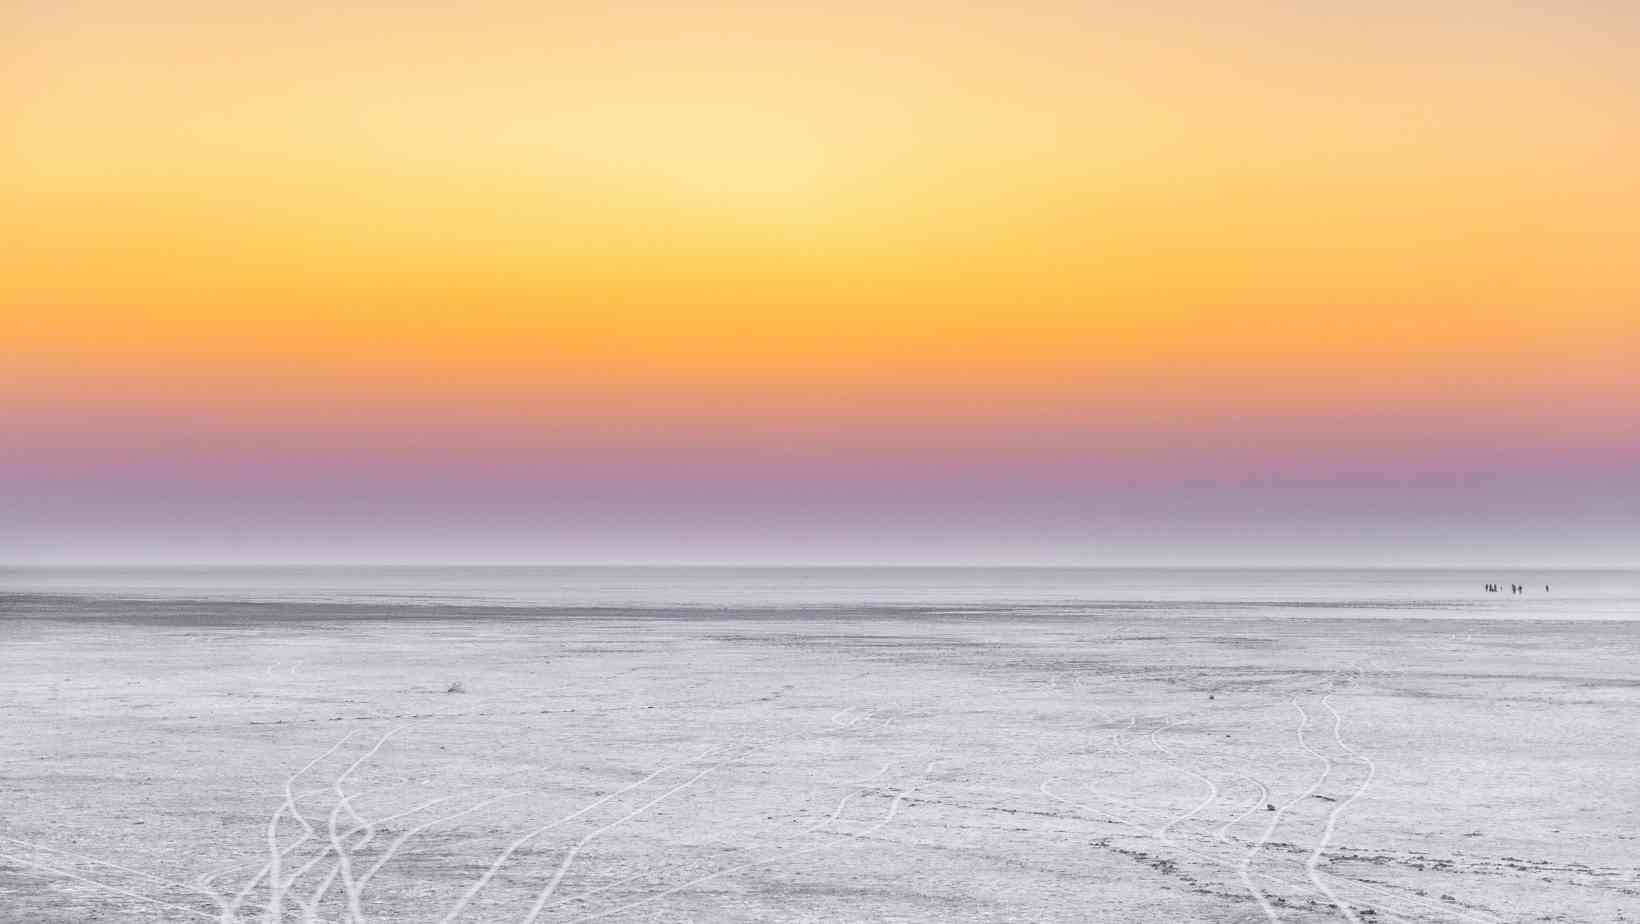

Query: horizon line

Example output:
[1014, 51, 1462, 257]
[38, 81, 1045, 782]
[3, 562, 1634, 571]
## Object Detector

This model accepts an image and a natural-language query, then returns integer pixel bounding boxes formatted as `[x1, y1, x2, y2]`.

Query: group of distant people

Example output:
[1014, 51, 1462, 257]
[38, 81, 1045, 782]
[1485, 583, 1547, 594]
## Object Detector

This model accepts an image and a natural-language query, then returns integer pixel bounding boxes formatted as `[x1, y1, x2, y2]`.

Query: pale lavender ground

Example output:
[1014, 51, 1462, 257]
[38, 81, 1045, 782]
[1, 593, 1637, 923]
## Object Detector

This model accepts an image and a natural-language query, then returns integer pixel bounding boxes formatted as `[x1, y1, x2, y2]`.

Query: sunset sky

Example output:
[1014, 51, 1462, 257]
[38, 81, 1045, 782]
[4, 1, 1637, 565]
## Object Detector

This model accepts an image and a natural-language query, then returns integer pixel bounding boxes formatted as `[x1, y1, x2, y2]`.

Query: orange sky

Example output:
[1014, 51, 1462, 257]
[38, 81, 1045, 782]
[4, 1, 1637, 563]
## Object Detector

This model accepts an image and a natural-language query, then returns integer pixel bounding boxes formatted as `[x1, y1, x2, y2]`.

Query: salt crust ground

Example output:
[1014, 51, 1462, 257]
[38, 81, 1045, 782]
[1, 598, 1637, 923]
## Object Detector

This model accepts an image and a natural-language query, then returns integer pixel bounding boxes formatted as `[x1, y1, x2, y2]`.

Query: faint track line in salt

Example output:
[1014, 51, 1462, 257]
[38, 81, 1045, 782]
[515, 703, 894, 921]
[559, 762, 939, 924]
[0, 851, 220, 921]
[323, 726, 406, 922]
[1297, 669, 1494, 924]
[1239, 697, 1331, 923]
[1034, 783, 1424, 924]
[225, 730, 356, 922]
[1292, 692, 1360, 924]
[300, 787, 457, 921]
[437, 746, 722, 924]
[197, 782, 399, 901]
[355, 790, 525, 898]
[1049, 658, 1281, 915]
[1304, 690, 1375, 924]
[1071, 701, 1282, 919]
[1214, 773, 1270, 845]
[0, 835, 218, 903]
[518, 752, 739, 923]
[1148, 719, 1222, 847]
[535, 762, 898, 915]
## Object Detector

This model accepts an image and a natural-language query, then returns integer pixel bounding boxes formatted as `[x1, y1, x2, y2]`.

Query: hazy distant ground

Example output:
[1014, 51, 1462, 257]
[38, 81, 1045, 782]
[2, 597, 1637, 923]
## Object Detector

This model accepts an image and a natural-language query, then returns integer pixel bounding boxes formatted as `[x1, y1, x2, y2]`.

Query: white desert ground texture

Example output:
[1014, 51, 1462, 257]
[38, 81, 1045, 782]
[1, 599, 1637, 923]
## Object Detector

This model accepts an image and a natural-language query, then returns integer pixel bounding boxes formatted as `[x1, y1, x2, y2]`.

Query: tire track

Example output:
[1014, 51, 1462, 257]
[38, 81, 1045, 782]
[0, 835, 220, 908]
[529, 763, 898, 916]
[322, 726, 406, 922]
[226, 730, 357, 922]
[1304, 691, 1376, 924]
[354, 790, 524, 898]
[1035, 782, 1421, 924]
[1148, 719, 1223, 847]
[0, 851, 221, 922]
[436, 746, 723, 924]
[559, 761, 940, 924]
[1237, 697, 1332, 922]
[518, 752, 739, 923]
